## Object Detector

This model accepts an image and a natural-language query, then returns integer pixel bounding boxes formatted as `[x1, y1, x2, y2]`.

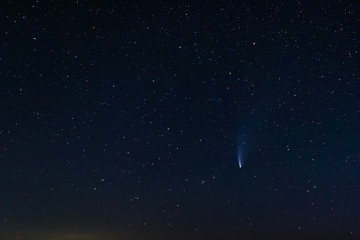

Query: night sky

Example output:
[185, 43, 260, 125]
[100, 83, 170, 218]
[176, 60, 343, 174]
[1, 1, 360, 239]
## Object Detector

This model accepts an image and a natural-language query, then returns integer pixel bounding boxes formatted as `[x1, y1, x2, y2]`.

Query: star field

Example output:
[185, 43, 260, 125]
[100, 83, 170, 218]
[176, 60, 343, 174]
[1, 1, 360, 239]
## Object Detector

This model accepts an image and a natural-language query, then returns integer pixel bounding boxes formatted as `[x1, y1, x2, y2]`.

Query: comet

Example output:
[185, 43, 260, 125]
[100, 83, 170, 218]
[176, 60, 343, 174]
[236, 122, 251, 169]
[237, 148, 242, 168]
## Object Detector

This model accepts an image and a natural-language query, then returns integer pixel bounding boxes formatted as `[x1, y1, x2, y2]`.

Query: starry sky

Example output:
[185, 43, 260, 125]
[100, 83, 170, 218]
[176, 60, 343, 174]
[1, 1, 360, 239]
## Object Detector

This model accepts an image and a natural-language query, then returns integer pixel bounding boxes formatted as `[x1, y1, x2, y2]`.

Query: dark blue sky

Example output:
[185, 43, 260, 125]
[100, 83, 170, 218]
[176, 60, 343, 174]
[1, 1, 360, 239]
